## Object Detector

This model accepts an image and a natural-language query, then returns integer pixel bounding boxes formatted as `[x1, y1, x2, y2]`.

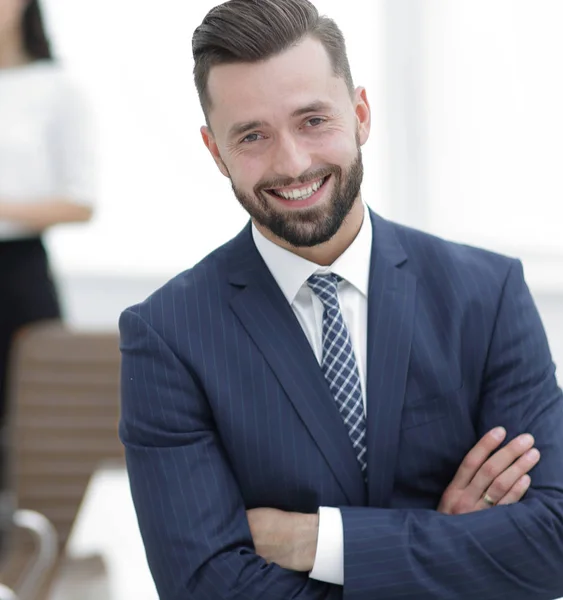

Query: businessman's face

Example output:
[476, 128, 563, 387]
[201, 36, 371, 248]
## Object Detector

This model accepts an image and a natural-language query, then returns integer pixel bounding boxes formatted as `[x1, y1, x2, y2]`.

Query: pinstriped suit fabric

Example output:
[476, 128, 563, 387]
[120, 211, 563, 600]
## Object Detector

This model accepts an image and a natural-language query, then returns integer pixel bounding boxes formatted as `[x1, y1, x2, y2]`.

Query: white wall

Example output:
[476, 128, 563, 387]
[417, 0, 563, 291]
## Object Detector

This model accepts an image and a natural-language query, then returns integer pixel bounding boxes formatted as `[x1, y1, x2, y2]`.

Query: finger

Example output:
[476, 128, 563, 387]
[485, 448, 540, 504]
[469, 433, 535, 498]
[495, 474, 532, 506]
[449, 427, 506, 489]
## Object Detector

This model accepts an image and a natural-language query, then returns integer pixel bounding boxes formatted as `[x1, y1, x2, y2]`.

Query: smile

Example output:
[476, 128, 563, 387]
[267, 176, 329, 201]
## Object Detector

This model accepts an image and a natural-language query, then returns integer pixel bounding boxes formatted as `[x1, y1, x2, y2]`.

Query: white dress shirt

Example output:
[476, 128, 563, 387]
[0, 60, 96, 240]
[252, 205, 372, 586]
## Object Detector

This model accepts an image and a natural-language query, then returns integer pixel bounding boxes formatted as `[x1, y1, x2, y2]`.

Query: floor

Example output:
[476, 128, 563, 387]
[48, 556, 110, 600]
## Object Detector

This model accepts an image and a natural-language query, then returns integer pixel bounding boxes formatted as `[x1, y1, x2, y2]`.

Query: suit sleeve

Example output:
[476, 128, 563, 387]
[340, 260, 563, 600]
[119, 308, 341, 600]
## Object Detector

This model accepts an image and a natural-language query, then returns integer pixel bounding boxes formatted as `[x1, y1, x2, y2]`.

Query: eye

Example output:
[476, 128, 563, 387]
[241, 132, 265, 144]
[305, 117, 326, 128]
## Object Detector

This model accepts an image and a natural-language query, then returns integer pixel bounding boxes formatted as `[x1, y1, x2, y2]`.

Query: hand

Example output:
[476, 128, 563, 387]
[438, 427, 540, 515]
[246, 507, 319, 572]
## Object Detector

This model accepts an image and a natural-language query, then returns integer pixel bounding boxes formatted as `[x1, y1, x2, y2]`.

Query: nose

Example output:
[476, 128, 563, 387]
[271, 133, 312, 180]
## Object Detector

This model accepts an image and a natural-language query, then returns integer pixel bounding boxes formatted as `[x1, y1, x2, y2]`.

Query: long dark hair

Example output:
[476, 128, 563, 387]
[22, 0, 53, 61]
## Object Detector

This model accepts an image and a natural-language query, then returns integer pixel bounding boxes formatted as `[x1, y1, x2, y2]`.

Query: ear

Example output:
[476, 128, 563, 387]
[201, 126, 229, 178]
[354, 87, 371, 146]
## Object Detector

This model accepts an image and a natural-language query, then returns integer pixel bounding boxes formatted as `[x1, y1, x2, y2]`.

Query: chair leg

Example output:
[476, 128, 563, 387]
[12, 510, 58, 600]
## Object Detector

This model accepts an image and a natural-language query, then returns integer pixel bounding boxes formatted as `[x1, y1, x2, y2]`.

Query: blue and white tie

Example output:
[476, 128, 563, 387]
[308, 273, 367, 474]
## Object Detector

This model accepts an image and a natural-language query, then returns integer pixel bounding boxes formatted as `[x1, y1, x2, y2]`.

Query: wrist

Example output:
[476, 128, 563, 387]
[293, 512, 319, 572]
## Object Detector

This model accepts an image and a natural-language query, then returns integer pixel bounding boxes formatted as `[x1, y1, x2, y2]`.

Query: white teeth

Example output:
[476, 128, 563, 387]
[273, 177, 325, 201]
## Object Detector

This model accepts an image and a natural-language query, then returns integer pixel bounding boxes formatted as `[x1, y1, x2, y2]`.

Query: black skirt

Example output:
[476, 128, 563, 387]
[0, 237, 62, 422]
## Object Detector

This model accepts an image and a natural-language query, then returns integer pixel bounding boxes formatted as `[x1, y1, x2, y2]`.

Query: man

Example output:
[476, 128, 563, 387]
[119, 1, 563, 598]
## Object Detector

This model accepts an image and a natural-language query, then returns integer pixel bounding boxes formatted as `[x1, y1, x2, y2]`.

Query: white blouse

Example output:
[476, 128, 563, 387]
[0, 60, 96, 240]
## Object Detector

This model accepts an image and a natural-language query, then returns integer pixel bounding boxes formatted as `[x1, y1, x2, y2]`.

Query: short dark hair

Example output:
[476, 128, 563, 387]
[192, 0, 354, 122]
[23, 1, 53, 61]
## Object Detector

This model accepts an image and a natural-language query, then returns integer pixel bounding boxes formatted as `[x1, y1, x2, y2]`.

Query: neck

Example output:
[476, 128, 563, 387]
[0, 30, 30, 69]
[256, 197, 365, 266]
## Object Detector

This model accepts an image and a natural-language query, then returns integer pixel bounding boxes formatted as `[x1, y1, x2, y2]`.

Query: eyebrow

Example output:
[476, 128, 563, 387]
[228, 120, 265, 140]
[291, 101, 333, 118]
[227, 101, 334, 140]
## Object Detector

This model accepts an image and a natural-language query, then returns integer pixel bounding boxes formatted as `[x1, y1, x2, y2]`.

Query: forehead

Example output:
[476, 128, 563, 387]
[206, 37, 348, 131]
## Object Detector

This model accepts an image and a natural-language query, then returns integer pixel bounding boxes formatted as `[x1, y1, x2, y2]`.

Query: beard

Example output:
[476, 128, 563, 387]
[229, 146, 364, 248]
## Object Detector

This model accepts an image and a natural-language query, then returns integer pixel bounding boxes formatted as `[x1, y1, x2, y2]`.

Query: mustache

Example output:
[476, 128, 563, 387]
[255, 166, 339, 194]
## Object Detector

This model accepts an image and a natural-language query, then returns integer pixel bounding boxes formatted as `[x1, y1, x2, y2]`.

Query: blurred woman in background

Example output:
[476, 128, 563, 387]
[0, 0, 96, 424]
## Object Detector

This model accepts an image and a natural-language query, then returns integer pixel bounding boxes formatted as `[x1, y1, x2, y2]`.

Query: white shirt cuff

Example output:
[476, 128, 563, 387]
[309, 506, 344, 585]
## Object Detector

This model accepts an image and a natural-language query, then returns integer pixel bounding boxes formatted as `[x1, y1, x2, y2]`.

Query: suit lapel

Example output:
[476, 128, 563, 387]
[227, 225, 366, 507]
[365, 212, 416, 507]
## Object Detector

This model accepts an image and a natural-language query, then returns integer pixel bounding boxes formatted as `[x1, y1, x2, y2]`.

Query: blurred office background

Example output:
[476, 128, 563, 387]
[2, 1, 562, 598]
[43, 0, 563, 363]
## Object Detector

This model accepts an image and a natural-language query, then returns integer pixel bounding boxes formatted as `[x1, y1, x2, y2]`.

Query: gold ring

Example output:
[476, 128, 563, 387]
[483, 493, 496, 507]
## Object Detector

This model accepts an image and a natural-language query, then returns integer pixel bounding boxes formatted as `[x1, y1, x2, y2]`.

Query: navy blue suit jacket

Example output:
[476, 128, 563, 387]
[119, 210, 563, 599]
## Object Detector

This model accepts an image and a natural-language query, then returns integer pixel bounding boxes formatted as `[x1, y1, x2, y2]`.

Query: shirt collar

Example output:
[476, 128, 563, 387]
[252, 204, 372, 304]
